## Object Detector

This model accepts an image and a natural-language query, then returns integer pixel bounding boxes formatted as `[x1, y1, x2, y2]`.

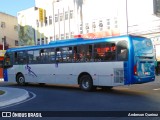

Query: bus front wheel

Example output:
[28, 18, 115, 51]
[16, 74, 26, 86]
[79, 75, 94, 91]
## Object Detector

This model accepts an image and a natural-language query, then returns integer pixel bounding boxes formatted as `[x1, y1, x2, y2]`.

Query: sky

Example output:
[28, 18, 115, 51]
[0, 0, 35, 17]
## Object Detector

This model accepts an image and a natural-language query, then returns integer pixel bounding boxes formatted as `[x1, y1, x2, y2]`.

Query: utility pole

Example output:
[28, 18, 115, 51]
[126, 0, 128, 35]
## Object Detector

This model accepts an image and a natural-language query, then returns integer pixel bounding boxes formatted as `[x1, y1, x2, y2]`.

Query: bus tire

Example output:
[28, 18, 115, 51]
[16, 74, 26, 86]
[79, 75, 94, 91]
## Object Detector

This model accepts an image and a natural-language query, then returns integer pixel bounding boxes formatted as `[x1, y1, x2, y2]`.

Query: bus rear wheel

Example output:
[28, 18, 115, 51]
[16, 74, 26, 86]
[79, 75, 94, 91]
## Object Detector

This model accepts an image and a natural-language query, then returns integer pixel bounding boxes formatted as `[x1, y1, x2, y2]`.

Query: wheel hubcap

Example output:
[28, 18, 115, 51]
[82, 79, 89, 89]
[19, 77, 24, 83]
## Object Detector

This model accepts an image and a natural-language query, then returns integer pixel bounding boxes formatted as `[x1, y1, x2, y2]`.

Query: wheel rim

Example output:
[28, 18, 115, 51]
[19, 76, 24, 84]
[82, 79, 90, 89]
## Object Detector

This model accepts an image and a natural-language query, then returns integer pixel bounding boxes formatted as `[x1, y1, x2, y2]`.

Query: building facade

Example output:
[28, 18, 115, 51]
[0, 12, 18, 49]
[18, 0, 160, 46]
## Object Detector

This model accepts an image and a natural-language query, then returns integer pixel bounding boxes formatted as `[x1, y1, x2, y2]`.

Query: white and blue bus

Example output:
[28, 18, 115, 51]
[3, 35, 155, 91]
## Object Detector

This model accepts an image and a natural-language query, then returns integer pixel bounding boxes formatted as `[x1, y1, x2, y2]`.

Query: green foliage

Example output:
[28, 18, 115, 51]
[0, 90, 5, 95]
[19, 25, 35, 46]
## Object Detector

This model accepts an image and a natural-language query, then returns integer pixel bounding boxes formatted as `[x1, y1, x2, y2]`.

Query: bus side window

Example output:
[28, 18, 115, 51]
[14, 52, 18, 64]
[61, 47, 73, 63]
[117, 41, 128, 61]
[49, 48, 55, 63]
[40, 49, 49, 63]
[56, 48, 62, 62]
[73, 46, 80, 62]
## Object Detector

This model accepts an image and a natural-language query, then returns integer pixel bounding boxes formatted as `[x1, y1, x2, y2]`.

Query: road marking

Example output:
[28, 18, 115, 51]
[153, 88, 160, 91]
[0, 91, 36, 109]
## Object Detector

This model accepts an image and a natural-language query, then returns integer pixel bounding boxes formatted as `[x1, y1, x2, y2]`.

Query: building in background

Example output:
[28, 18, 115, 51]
[18, 0, 160, 46]
[0, 12, 18, 49]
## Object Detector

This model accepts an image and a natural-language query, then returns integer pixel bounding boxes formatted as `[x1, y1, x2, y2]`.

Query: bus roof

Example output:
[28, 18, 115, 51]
[6, 35, 146, 52]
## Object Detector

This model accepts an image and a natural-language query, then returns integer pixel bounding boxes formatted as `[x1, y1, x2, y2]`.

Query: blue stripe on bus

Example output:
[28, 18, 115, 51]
[3, 69, 8, 81]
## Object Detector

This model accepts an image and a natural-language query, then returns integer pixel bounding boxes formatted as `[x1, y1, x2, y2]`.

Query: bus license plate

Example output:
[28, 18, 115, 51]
[144, 72, 150, 75]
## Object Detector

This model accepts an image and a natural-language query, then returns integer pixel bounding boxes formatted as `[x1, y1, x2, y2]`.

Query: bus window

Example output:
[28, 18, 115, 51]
[48, 48, 55, 63]
[73, 46, 80, 62]
[77, 45, 92, 62]
[40, 49, 49, 63]
[94, 42, 116, 61]
[117, 41, 128, 61]
[14, 51, 27, 64]
[56, 48, 62, 62]
[61, 47, 73, 62]
[27, 51, 34, 64]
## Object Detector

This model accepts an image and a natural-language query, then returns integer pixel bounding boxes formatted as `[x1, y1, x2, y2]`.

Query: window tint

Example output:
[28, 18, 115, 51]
[48, 48, 55, 63]
[14, 51, 27, 64]
[27, 50, 42, 64]
[40, 49, 49, 63]
[73, 45, 92, 62]
[56, 48, 62, 62]
[61, 47, 73, 62]
[94, 42, 116, 62]
[117, 41, 128, 61]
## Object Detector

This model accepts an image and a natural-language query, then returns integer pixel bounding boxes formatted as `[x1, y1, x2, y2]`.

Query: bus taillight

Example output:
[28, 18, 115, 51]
[134, 65, 137, 75]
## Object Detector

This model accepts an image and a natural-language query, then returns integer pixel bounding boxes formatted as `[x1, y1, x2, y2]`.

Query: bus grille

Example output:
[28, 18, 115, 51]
[114, 68, 124, 83]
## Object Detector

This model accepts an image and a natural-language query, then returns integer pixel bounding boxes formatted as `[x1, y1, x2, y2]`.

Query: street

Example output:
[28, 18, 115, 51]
[0, 76, 160, 120]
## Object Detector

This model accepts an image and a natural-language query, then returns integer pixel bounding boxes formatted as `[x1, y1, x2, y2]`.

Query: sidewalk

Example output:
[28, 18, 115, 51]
[0, 87, 29, 107]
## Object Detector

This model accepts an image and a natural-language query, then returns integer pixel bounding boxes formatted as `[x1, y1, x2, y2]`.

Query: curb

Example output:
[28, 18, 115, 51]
[0, 87, 29, 107]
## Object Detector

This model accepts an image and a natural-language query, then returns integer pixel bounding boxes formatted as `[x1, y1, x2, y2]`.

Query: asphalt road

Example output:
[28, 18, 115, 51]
[0, 76, 160, 120]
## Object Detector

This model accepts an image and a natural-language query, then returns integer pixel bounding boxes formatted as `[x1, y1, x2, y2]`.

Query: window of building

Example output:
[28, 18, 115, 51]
[41, 38, 45, 44]
[106, 19, 110, 29]
[114, 18, 118, 28]
[85, 23, 89, 33]
[60, 13, 63, 21]
[45, 17, 48, 26]
[55, 14, 58, 22]
[37, 39, 40, 45]
[65, 33, 69, 39]
[49, 16, 52, 25]
[1, 22, 5, 28]
[56, 34, 59, 40]
[70, 10, 74, 19]
[99, 20, 103, 31]
[45, 37, 48, 44]
[60, 34, 64, 40]
[79, 23, 83, 34]
[36, 20, 39, 27]
[15, 40, 19, 46]
[41, 22, 43, 27]
[92, 22, 96, 32]
[153, 0, 160, 15]
[70, 32, 74, 38]
[65, 11, 69, 20]
[50, 36, 53, 40]
[14, 25, 18, 31]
